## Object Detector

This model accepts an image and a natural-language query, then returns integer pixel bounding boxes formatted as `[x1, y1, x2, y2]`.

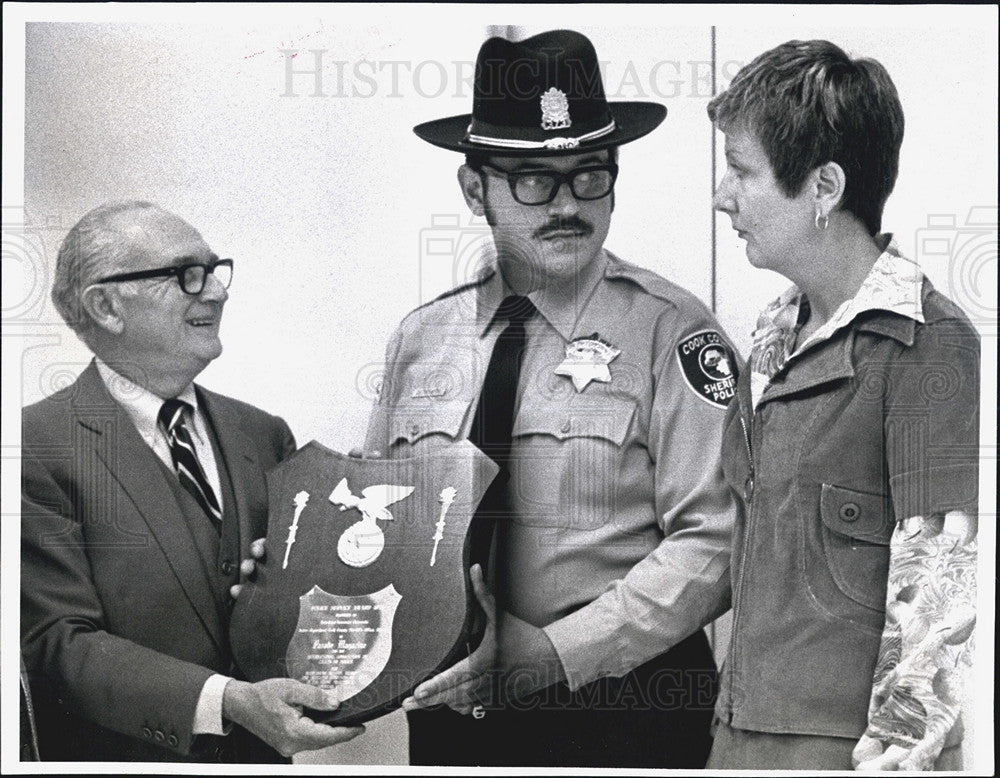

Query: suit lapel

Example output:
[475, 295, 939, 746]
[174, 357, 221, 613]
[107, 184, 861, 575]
[197, 387, 263, 560]
[72, 363, 225, 653]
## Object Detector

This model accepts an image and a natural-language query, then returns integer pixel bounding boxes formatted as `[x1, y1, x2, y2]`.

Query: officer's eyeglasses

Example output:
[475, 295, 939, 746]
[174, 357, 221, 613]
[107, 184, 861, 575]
[93, 258, 234, 295]
[480, 163, 618, 206]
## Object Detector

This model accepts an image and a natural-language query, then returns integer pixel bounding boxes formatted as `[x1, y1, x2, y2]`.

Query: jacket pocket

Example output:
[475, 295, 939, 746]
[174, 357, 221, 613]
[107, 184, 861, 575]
[818, 483, 893, 611]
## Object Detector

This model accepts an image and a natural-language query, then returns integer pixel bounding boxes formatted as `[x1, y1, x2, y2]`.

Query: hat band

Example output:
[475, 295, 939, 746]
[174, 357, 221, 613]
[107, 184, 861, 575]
[465, 119, 616, 151]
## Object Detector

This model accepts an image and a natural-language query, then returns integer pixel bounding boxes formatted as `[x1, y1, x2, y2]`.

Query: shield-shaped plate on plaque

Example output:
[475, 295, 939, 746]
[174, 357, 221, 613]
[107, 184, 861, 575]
[229, 439, 498, 726]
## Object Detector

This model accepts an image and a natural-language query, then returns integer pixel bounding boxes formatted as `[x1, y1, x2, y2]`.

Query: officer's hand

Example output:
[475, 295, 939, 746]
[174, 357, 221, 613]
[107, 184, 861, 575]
[401, 564, 497, 715]
[229, 537, 267, 599]
[222, 678, 364, 757]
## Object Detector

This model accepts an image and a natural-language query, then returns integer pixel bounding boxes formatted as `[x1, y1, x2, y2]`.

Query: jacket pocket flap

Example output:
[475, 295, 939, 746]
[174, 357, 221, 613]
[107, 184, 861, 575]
[820, 483, 893, 544]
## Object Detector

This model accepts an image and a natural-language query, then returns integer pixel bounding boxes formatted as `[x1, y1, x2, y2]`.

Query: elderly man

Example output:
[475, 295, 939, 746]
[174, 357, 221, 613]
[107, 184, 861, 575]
[20, 201, 362, 762]
[366, 30, 738, 768]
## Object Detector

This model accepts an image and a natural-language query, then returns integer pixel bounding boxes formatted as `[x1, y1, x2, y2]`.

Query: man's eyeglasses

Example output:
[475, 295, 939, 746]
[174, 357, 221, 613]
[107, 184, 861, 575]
[480, 163, 618, 206]
[93, 258, 234, 295]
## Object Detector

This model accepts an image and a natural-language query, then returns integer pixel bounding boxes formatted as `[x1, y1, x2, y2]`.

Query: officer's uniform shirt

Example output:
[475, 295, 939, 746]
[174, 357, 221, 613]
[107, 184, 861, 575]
[366, 249, 738, 689]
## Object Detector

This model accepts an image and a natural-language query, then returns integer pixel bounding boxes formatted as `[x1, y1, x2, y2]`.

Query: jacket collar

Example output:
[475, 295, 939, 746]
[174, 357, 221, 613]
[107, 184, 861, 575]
[749, 235, 923, 409]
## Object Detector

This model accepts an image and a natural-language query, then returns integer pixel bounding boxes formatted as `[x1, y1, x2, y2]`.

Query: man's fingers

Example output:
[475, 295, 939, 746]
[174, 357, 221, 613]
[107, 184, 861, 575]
[412, 660, 475, 700]
[348, 448, 382, 459]
[240, 558, 255, 576]
[469, 564, 495, 616]
[250, 537, 267, 559]
[283, 720, 365, 754]
[403, 676, 484, 712]
[229, 583, 243, 599]
[273, 679, 340, 710]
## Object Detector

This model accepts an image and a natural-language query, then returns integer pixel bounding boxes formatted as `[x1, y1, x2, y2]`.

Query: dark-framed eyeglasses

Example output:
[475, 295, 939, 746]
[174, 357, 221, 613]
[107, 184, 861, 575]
[480, 163, 618, 206]
[93, 258, 234, 295]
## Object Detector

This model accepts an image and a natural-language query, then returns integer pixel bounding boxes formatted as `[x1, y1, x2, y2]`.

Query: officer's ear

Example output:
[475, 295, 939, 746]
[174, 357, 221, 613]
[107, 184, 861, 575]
[458, 165, 486, 217]
[80, 284, 125, 335]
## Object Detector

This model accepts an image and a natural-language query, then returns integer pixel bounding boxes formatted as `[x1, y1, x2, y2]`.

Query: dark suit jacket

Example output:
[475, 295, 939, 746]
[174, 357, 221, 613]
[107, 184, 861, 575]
[21, 360, 295, 762]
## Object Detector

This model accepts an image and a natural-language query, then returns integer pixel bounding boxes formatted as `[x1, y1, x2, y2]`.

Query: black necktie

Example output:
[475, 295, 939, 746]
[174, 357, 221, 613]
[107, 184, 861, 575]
[158, 398, 223, 532]
[469, 294, 536, 506]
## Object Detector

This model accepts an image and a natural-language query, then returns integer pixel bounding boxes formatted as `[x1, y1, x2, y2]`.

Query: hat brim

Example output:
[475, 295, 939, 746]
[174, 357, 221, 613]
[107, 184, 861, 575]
[413, 102, 667, 157]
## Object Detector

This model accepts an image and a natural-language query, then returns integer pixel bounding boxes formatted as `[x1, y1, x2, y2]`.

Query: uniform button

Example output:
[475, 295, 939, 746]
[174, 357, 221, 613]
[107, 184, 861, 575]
[167, 734, 179, 747]
[839, 502, 860, 521]
[154, 729, 165, 742]
[221, 560, 235, 575]
[561, 419, 571, 433]
[142, 727, 152, 739]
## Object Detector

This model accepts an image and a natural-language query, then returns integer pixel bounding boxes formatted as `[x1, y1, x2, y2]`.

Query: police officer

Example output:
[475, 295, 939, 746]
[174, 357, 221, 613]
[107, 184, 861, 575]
[367, 29, 738, 768]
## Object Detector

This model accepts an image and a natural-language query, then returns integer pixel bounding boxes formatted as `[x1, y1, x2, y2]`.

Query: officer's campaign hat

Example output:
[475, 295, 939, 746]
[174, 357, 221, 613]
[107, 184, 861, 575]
[414, 29, 666, 156]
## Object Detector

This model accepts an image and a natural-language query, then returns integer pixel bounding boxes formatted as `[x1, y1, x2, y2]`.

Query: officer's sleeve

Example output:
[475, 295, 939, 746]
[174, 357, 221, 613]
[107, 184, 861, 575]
[363, 324, 405, 455]
[543, 307, 738, 689]
[854, 317, 979, 770]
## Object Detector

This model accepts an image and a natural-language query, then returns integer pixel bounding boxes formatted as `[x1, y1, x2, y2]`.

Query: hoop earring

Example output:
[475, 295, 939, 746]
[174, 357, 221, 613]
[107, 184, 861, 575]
[815, 212, 829, 231]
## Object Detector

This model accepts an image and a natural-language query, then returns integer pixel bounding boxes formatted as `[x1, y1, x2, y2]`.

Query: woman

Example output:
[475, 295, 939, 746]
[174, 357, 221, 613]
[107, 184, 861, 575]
[706, 40, 979, 770]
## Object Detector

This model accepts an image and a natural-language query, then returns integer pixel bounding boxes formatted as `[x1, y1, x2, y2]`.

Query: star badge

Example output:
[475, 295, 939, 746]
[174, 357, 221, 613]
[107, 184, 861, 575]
[554, 334, 621, 392]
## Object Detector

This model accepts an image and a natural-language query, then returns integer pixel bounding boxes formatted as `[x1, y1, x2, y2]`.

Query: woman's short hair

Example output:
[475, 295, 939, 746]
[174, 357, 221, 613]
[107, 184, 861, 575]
[51, 200, 161, 341]
[707, 40, 904, 235]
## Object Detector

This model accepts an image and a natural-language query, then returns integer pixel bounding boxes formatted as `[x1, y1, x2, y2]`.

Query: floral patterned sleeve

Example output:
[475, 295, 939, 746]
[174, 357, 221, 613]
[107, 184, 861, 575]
[852, 316, 980, 771]
[853, 511, 977, 770]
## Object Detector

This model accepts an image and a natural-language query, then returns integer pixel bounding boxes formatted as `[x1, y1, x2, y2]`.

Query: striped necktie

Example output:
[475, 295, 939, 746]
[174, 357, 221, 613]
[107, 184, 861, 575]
[158, 398, 223, 532]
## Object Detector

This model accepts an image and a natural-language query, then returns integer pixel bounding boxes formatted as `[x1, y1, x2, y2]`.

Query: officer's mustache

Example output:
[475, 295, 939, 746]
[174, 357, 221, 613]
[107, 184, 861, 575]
[533, 216, 594, 240]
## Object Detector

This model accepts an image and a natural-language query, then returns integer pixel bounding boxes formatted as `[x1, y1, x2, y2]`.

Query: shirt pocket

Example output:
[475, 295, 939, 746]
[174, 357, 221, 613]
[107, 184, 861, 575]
[509, 396, 637, 530]
[387, 400, 469, 450]
[818, 483, 894, 611]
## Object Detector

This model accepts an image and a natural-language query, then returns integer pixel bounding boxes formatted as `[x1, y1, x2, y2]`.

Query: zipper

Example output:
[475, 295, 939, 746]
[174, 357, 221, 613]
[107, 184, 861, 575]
[726, 401, 756, 722]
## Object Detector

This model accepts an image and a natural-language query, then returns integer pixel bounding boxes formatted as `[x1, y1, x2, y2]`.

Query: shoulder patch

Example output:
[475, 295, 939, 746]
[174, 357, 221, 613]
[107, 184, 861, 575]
[675, 330, 738, 409]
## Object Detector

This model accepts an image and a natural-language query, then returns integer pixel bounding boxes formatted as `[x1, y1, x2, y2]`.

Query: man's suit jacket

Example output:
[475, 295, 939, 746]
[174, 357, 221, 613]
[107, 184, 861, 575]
[21, 360, 295, 762]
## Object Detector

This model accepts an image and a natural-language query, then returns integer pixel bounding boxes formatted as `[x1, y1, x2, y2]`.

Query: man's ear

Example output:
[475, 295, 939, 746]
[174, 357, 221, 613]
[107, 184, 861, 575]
[80, 285, 125, 335]
[457, 165, 486, 217]
[812, 160, 846, 215]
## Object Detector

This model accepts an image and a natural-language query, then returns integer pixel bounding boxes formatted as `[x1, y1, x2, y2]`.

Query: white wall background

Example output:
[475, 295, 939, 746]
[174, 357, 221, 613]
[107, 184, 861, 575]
[4, 3, 996, 770]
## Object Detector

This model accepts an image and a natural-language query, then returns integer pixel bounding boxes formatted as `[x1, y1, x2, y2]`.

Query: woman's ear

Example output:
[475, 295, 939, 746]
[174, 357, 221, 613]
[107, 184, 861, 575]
[81, 284, 125, 335]
[812, 160, 847, 216]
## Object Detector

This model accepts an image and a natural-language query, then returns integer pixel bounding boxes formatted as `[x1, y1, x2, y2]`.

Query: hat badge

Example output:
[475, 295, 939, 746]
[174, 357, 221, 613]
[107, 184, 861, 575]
[540, 87, 572, 131]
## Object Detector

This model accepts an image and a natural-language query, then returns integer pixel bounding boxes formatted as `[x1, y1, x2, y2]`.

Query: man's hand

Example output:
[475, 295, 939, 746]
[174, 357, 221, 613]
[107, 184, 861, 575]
[222, 677, 364, 757]
[230, 537, 267, 599]
[401, 564, 497, 715]
[399, 564, 566, 715]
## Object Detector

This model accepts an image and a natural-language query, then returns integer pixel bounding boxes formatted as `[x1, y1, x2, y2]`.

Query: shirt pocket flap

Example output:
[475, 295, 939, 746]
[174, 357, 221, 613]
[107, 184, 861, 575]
[514, 396, 637, 446]
[388, 400, 469, 446]
[820, 483, 893, 544]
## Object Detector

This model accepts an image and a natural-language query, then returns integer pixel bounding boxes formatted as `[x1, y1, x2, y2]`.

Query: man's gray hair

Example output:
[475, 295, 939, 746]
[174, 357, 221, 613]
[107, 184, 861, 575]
[51, 200, 163, 340]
